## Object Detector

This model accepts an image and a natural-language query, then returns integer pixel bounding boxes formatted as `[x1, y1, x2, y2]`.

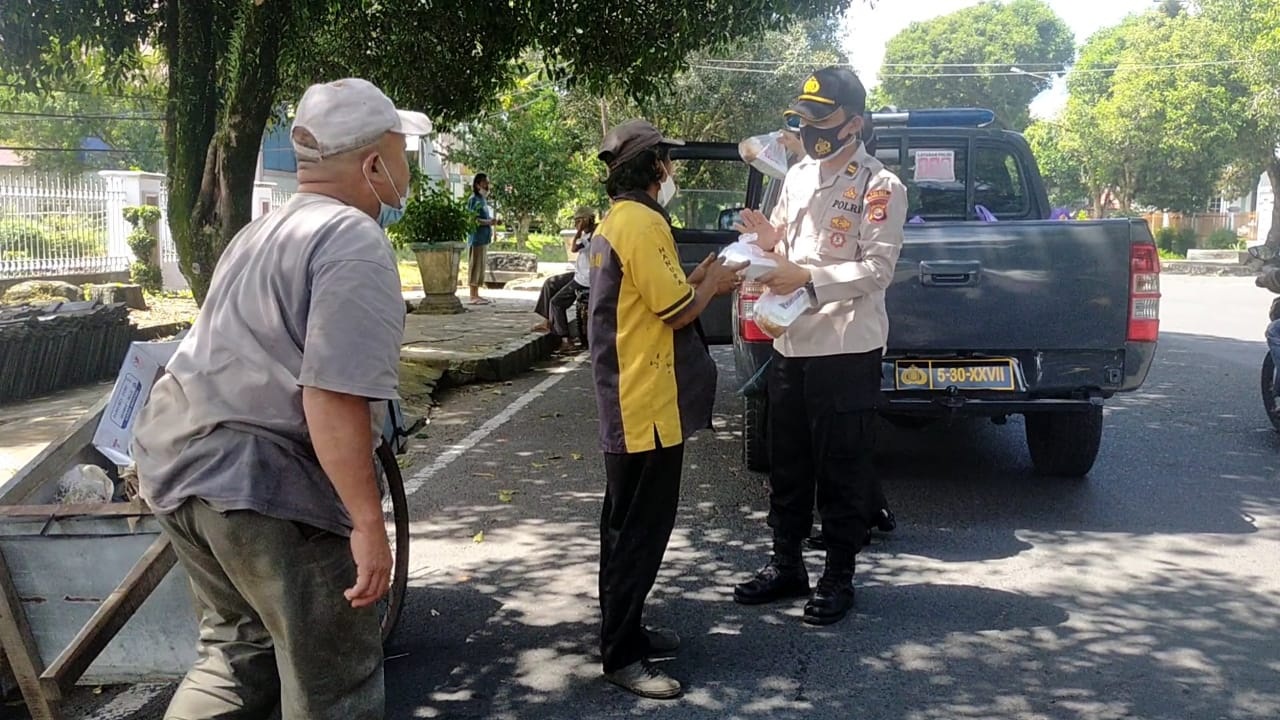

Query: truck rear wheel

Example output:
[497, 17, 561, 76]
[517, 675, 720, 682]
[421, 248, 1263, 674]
[743, 395, 770, 473]
[1024, 407, 1103, 477]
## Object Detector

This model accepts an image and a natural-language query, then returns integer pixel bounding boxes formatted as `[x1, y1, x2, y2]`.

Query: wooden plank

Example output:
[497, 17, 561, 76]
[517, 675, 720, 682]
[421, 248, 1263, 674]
[0, 547, 63, 719]
[0, 501, 151, 520]
[39, 535, 175, 698]
[0, 400, 108, 506]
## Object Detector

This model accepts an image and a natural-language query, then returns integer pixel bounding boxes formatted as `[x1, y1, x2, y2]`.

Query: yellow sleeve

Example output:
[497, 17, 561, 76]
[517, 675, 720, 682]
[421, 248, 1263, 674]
[618, 217, 695, 321]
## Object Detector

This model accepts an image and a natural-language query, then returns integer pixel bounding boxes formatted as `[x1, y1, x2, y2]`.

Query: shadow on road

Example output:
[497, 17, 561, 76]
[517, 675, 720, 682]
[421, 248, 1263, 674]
[385, 336, 1280, 719]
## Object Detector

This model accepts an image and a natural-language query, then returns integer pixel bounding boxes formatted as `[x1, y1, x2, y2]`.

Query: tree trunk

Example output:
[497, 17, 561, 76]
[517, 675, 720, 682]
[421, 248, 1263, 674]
[516, 216, 531, 252]
[165, 0, 293, 305]
[1267, 156, 1280, 248]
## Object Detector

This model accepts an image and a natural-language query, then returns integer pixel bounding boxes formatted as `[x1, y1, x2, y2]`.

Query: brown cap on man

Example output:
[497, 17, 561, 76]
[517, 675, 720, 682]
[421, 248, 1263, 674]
[598, 119, 684, 171]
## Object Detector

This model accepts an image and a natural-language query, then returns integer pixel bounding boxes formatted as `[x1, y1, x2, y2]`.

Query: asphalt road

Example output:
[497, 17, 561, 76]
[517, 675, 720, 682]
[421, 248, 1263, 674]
[58, 275, 1280, 720]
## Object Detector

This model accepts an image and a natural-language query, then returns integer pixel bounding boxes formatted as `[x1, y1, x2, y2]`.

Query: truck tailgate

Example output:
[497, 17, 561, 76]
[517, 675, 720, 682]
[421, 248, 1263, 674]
[887, 219, 1142, 352]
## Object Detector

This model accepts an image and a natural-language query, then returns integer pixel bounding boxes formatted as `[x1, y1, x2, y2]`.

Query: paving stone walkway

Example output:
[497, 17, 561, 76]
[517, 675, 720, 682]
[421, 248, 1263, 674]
[0, 288, 556, 487]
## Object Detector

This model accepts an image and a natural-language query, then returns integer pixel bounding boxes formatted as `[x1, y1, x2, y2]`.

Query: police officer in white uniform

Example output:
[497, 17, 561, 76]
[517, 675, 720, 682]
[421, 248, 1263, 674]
[733, 67, 907, 626]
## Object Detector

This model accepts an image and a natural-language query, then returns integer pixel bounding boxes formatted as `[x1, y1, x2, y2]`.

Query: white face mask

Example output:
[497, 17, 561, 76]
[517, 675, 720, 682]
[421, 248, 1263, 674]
[657, 174, 678, 207]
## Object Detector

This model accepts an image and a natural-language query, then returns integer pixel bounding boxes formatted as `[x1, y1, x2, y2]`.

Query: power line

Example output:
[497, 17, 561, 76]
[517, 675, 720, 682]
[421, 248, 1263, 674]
[0, 110, 164, 121]
[0, 82, 164, 103]
[0, 145, 163, 154]
[691, 58, 1249, 78]
[696, 58, 1247, 70]
[703, 59, 1069, 68]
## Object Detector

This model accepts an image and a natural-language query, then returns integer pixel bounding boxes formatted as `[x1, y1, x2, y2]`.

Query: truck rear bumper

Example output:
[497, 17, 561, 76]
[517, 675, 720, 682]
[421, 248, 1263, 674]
[878, 394, 1102, 417]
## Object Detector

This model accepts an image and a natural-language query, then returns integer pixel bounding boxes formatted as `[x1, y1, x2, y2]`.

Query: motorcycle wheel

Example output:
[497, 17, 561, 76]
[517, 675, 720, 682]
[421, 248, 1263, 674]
[1261, 353, 1280, 432]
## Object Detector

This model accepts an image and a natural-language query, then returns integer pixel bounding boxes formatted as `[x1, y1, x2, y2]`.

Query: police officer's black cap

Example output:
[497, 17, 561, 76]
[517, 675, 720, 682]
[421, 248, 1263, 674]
[785, 67, 867, 123]
[598, 119, 685, 171]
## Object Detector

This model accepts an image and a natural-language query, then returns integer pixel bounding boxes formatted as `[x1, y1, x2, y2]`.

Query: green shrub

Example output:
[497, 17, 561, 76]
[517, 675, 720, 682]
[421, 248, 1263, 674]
[1204, 228, 1239, 250]
[123, 205, 163, 292]
[0, 217, 105, 259]
[1154, 227, 1197, 257]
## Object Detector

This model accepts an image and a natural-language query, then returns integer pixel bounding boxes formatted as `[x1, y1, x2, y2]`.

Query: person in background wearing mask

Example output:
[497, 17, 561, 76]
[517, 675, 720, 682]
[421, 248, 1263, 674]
[131, 78, 423, 719]
[467, 173, 498, 304]
[533, 206, 596, 351]
[590, 119, 745, 699]
[732, 67, 907, 626]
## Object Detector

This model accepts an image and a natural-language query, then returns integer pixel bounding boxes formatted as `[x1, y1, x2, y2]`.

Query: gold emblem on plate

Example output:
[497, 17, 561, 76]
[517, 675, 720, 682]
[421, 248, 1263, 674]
[900, 365, 929, 386]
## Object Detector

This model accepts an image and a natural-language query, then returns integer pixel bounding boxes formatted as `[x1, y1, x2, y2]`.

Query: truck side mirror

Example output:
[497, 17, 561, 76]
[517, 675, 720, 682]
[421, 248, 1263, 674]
[719, 208, 744, 231]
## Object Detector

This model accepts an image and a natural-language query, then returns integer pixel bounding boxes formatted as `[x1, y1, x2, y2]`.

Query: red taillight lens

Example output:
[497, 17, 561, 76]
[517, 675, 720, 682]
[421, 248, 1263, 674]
[738, 281, 771, 342]
[1128, 243, 1161, 342]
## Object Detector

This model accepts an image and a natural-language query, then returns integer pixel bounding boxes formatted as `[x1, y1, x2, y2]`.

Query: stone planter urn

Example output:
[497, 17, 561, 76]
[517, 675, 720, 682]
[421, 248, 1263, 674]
[410, 242, 465, 314]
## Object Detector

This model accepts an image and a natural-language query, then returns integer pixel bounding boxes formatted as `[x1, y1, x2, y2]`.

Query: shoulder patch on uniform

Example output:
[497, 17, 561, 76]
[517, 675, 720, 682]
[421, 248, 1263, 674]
[867, 199, 889, 224]
[865, 188, 892, 202]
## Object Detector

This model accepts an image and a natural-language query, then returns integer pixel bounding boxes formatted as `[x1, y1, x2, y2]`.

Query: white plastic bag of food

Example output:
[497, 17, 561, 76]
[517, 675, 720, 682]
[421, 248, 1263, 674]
[738, 131, 789, 180]
[55, 464, 115, 504]
[718, 235, 779, 280]
[752, 287, 813, 338]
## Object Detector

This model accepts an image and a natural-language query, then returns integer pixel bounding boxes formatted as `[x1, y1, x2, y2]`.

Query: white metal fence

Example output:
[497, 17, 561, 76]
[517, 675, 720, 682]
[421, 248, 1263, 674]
[0, 172, 131, 279]
[0, 171, 295, 287]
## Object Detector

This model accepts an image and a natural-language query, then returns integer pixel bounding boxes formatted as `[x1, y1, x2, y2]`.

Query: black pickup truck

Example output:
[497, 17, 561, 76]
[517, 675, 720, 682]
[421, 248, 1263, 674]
[664, 109, 1160, 478]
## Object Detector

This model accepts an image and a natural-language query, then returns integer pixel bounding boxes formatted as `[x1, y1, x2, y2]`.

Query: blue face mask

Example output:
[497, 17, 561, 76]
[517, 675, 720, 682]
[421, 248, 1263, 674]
[365, 157, 410, 229]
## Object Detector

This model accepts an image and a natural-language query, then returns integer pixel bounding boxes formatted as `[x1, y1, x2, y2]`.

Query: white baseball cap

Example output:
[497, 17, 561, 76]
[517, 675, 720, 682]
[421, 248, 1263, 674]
[291, 78, 433, 161]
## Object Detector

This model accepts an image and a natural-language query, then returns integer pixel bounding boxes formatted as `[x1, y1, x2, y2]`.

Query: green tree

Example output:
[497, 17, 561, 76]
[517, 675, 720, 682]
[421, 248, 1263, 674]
[0, 50, 165, 173]
[1200, 0, 1280, 246]
[0, 0, 852, 304]
[1024, 120, 1087, 208]
[449, 86, 581, 250]
[555, 19, 846, 226]
[1060, 9, 1247, 214]
[876, 0, 1074, 131]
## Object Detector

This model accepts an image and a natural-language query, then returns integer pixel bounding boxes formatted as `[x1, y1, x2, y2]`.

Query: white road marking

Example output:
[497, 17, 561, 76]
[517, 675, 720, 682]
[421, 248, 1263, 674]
[85, 683, 167, 720]
[403, 355, 586, 498]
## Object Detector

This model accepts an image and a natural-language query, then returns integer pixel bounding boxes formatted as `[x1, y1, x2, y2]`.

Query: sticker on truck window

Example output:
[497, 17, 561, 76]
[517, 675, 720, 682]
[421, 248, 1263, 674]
[914, 150, 956, 183]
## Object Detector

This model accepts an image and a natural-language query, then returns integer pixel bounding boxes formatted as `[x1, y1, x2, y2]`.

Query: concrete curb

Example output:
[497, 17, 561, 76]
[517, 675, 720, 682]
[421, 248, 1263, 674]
[1160, 261, 1256, 277]
[444, 331, 559, 385]
[400, 331, 558, 398]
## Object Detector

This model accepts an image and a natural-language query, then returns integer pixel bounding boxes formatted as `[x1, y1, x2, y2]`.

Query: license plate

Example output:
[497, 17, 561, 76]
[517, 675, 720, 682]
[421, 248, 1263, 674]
[894, 359, 1018, 391]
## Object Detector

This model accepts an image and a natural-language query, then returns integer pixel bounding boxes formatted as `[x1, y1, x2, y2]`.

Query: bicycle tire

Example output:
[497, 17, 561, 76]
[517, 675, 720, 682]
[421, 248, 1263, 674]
[1262, 353, 1280, 432]
[375, 442, 411, 644]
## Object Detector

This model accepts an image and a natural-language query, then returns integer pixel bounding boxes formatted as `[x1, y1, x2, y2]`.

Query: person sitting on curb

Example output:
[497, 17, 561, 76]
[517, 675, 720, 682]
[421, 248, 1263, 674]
[533, 207, 596, 351]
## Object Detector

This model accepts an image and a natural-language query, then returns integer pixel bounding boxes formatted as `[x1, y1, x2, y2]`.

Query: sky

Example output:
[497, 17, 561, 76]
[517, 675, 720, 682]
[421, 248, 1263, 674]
[839, 0, 1159, 118]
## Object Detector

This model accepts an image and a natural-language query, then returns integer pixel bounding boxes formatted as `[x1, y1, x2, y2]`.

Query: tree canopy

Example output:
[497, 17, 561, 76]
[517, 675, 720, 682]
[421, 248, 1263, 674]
[875, 0, 1074, 131]
[0, 0, 850, 302]
[1050, 7, 1252, 214]
[0, 50, 166, 173]
[448, 84, 582, 250]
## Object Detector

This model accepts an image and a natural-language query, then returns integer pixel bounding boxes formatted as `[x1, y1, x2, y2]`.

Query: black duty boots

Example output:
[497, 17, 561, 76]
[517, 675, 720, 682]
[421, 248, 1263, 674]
[734, 536, 810, 605]
[803, 553, 856, 626]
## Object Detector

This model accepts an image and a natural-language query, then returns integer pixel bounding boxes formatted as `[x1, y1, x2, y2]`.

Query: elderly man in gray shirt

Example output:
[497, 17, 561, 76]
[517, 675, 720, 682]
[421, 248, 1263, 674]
[131, 78, 427, 720]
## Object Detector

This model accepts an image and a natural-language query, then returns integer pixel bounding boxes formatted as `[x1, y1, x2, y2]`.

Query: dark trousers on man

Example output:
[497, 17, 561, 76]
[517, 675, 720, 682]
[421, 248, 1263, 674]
[535, 272, 586, 338]
[157, 499, 384, 720]
[767, 349, 884, 558]
[599, 440, 684, 673]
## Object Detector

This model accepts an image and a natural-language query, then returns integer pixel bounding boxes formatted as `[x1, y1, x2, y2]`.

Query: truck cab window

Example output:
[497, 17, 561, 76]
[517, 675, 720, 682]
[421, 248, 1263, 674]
[974, 144, 1030, 218]
[902, 144, 969, 221]
[667, 158, 750, 230]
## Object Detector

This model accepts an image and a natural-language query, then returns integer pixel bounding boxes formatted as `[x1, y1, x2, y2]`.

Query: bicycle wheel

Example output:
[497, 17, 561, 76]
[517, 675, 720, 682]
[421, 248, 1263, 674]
[1262, 352, 1280, 432]
[374, 442, 411, 643]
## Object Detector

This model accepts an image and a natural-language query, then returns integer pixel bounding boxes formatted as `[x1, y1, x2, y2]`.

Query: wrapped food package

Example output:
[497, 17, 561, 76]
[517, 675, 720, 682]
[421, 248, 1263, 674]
[718, 236, 780, 280]
[738, 132, 789, 179]
[752, 287, 813, 339]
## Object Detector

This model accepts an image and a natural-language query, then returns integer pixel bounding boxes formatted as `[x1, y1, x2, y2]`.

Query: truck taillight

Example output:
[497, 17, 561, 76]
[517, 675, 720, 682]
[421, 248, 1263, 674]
[1128, 243, 1161, 342]
[738, 281, 771, 342]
